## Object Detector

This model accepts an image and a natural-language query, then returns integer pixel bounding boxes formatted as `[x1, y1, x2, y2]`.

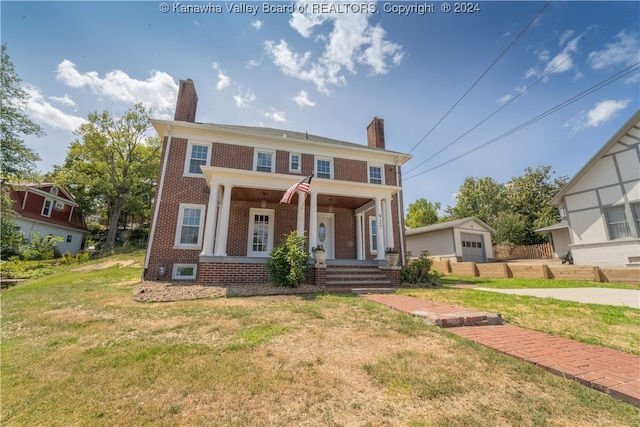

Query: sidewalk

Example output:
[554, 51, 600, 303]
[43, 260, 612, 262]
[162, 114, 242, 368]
[364, 294, 640, 407]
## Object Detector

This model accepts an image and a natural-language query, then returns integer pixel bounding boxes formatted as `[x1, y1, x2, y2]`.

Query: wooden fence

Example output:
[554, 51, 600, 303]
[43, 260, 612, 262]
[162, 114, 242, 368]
[431, 260, 640, 285]
[493, 243, 553, 261]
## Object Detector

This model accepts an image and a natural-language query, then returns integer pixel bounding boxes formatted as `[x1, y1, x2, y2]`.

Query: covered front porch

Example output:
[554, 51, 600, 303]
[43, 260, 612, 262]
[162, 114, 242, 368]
[195, 166, 404, 286]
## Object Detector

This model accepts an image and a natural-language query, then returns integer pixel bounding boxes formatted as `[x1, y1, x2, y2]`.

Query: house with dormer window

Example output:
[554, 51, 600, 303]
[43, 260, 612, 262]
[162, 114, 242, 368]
[7, 183, 89, 255]
[143, 79, 412, 290]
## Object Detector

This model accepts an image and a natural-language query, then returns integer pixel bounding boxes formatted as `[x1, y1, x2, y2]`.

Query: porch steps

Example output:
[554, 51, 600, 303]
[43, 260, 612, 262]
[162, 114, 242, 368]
[324, 265, 396, 294]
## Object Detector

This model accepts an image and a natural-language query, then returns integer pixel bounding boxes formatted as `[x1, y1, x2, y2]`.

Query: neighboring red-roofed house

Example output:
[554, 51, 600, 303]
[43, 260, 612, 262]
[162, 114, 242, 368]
[7, 183, 89, 255]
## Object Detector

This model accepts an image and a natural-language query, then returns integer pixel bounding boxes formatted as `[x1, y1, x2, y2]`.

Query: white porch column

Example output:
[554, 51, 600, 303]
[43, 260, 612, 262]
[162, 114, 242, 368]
[200, 182, 220, 256]
[214, 183, 233, 256]
[384, 197, 395, 251]
[296, 191, 306, 237]
[355, 212, 364, 260]
[374, 197, 386, 261]
[308, 191, 318, 252]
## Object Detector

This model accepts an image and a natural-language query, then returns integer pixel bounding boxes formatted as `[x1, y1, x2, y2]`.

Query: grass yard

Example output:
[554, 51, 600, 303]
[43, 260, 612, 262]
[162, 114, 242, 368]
[2, 254, 639, 426]
[399, 276, 640, 355]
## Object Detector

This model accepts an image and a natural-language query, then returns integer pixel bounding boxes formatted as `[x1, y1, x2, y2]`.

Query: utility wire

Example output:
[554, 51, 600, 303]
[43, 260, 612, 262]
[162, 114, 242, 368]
[404, 62, 640, 180]
[403, 4, 639, 176]
[401, 1, 552, 160]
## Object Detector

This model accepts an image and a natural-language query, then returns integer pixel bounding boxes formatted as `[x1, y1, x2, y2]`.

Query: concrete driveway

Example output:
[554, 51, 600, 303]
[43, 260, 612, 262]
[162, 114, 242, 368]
[474, 287, 640, 309]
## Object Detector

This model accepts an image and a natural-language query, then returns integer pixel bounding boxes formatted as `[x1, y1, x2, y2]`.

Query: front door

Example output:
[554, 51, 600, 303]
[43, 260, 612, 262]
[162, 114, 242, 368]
[316, 213, 335, 260]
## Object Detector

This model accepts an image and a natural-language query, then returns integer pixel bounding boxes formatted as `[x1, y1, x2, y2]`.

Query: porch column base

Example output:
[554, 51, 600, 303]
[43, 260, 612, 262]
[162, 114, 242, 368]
[378, 265, 402, 287]
[312, 263, 327, 288]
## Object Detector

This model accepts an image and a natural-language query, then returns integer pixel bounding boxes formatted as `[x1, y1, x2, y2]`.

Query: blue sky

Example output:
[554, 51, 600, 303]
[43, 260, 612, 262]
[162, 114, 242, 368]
[3, 1, 639, 213]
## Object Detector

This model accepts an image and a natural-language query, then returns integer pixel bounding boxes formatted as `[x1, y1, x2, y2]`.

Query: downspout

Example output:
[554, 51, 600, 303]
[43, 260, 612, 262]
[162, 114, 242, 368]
[396, 162, 406, 266]
[143, 126, 172, 281]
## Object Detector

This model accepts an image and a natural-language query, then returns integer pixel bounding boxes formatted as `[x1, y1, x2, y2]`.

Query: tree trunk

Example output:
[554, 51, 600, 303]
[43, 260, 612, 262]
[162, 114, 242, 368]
[104, 196, 125, 253]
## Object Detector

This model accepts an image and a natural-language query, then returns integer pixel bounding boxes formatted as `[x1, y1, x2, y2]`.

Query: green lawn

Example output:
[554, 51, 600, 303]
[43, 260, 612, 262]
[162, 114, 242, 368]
[2, 254, 639, 426]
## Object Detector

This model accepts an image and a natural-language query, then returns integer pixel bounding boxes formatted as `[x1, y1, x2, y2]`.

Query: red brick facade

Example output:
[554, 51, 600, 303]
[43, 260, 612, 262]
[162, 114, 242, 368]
[143, 79, 410, 286]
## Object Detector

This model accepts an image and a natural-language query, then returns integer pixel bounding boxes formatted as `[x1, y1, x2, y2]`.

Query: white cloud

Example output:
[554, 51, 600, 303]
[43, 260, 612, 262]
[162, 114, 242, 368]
[558, 29, 574, 47]
[588, 30, 639, 70]
[233, 88, 256, 108]
[543, 35, 581, 76]
[265, 108, 287, 123]
[23, 84, 87, 132]
[48, 94, 78, 110]
[56, 60, 178, 116]
[266, 6, 403, 93]
[251, 20, 263, 30]
[212, 62, 231, 91]
[496, 94, 513, 105]
[563, 99, 630, 134]
[586, 99, 630, 127]
[292, 90, 316, 107]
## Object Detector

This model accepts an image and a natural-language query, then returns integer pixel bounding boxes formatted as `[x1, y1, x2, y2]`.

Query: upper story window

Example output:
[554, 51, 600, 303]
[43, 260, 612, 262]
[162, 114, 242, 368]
[41, 199, 53, 217]
[315, 157, 333, 179]
[289, 153, 301, 173]
[558, 206, 567, 221]
[604, 205, 631, 239]
[368, 165, 384, 185]
[254, 150, 275, 173]
[184, 142, 211, 176]
[50, 187, 59, 196]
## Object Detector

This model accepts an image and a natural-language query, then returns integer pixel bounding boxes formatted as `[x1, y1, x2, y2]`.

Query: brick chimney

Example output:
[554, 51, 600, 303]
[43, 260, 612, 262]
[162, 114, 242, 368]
[174, 79, 198, 122]
[367, 117, 385, 149]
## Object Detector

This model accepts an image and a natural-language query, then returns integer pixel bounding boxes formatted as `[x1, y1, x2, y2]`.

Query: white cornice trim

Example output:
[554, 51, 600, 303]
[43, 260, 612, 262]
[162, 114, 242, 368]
[152, 119, 412, 166]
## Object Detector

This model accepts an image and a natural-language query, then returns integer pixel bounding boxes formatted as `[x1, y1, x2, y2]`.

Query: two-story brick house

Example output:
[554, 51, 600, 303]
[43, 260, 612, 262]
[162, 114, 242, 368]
[143, 80, 411, 289]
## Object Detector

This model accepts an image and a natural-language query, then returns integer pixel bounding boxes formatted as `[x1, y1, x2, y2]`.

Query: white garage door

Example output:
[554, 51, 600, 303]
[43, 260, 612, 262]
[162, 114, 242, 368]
[460, 233, 486, 263]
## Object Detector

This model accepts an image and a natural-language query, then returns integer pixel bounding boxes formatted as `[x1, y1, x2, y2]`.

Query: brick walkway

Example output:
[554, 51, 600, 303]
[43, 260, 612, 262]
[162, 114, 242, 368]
[364, 294, 640, 407]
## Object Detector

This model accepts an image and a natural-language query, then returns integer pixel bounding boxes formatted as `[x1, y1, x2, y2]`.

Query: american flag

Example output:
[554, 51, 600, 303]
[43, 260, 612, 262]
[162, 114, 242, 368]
[280, 174, 313, 204]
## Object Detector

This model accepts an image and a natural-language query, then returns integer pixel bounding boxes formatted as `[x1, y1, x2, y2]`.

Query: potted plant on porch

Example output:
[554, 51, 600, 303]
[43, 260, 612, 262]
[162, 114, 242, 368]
[384, 247, 399, 266]
[312, 245, 327, 265]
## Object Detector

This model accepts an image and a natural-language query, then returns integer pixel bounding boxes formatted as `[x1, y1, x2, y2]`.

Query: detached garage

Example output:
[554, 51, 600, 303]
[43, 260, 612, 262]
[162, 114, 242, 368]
[405, 217, 496, 263]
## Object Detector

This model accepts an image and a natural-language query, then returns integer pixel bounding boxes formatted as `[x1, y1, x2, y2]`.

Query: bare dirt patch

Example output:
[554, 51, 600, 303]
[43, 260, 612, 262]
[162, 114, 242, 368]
[133, 281, 322, 302]
[73, 259, 139, 272]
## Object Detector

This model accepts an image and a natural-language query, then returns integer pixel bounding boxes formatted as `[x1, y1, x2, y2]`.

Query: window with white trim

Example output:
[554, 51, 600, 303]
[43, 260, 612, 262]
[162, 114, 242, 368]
[289, 153, 301, 173]
[184, 142, 211, 176]
[368, 165, 383, 185]
[604, 205, 631, 239]
[254, 150, 275, 173]
[172, 264, 197, 280]
[315, 157, 333, 179]
[175, 204, 205, 248]
[42, 199, 53, 217]
[369, 216, 378, 254]
[248, 208, 274, 257]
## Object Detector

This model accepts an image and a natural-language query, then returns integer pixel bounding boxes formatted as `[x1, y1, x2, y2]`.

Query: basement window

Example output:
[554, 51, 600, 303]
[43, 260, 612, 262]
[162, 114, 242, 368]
[172, 264, 197, 280]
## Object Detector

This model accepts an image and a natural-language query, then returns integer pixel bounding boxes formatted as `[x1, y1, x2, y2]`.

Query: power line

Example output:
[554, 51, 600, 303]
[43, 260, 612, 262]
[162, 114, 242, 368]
[403, 4, 639, 176]
[404, 62, 640, 180]
[401, 1, 552, 160]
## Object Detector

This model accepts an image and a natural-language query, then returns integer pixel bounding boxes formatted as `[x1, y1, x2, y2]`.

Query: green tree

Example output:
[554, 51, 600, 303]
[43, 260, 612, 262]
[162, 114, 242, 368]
[405, 198, 440, 228]
[55, 104, 161, 253]
[490, 211, 528, 245]
[0, 44, 42, 183]
[505, 166, 568, 244]
[445, 177, 506, 223]
[1, 44, 43, 258]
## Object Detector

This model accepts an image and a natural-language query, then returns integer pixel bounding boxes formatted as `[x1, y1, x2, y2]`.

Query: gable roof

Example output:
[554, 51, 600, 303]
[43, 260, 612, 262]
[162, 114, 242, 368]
[7, 183, 88, 232]
[550, 109, 640, 206]
[405, 216, 496, 235]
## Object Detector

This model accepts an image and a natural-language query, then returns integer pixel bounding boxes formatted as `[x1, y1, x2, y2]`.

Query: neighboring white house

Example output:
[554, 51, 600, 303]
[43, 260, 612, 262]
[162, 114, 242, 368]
[405, 217, 495, 263]
[548, 110, 640, 268]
